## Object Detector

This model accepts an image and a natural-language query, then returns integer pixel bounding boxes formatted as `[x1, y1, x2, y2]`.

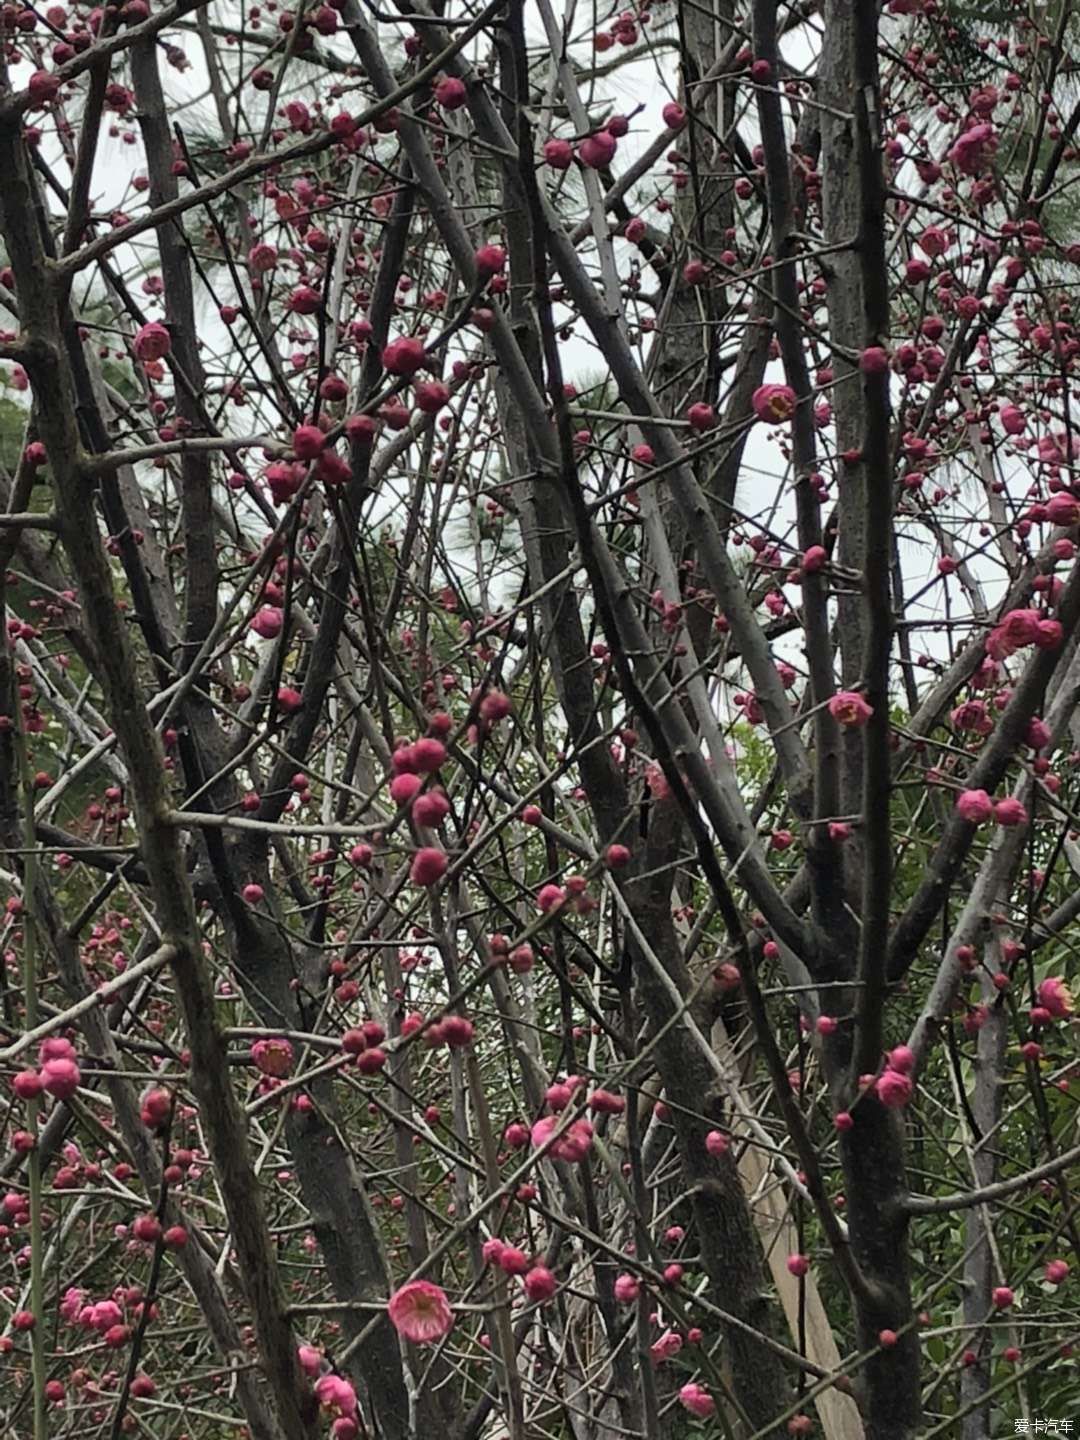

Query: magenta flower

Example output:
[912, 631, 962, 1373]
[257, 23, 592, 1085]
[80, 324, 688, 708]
[950, 700, 991, 735]
[251, 1038, 294, 1078]
[947, 122, 997, 175]
[827, 690, 874, 728]
[986, 607, 1041, 660]
[133, 322, 171, 363]
[752, 382, 797, 423]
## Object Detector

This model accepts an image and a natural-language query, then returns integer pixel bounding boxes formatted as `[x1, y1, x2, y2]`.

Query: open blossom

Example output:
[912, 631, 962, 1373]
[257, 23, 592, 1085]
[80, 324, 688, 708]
[752, 383, 797, 423]
[251, 1037, 294, 1078]
[650, 1328, 683, 1365]
[828, 690, 873, 728]
[1037, 976, 1074, 1019]
[133, 321, 171, 362]
[679, 1383, 716, 1419]
[950, 700, 992, 735]
[947, 121, 997, 175]
[986, 608, 1042, 660]
[387, 1280, 454, 1344]
[1046, 492, 1080, 526]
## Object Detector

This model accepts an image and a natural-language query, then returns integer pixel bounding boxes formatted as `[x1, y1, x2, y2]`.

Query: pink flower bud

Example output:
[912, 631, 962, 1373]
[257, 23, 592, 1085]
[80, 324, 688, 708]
[410, 847, 448, 887]
[955, 788, 993, 824]
[579, 131, 617, 168]
[523, 1265, 557, 1302]
[434, 76, 467, 109]
[250, 606, 284, 640]
[876, 1068, 913, 1108]
[993, 796, 1028, 828]
[474, 244, 507, 278]
[292, 425, 325, 461]
[543, 138, 574, 170]
[705, 1129, 729, 1157]
[39, 1056, 80, 1100]
[382, 336, 426, 377]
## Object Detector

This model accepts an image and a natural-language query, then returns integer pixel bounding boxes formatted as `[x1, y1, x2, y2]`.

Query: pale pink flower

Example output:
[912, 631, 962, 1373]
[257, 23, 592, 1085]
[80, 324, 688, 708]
[387, 1280, 454, 1344]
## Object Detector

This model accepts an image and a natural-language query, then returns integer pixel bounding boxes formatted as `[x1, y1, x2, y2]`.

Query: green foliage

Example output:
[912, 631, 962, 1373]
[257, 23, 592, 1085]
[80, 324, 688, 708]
[0, 384, 27, 474]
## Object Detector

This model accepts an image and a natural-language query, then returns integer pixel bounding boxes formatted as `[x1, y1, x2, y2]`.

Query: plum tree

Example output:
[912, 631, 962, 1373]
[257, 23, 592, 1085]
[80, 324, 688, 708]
[0, 1, 1078, 1438]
